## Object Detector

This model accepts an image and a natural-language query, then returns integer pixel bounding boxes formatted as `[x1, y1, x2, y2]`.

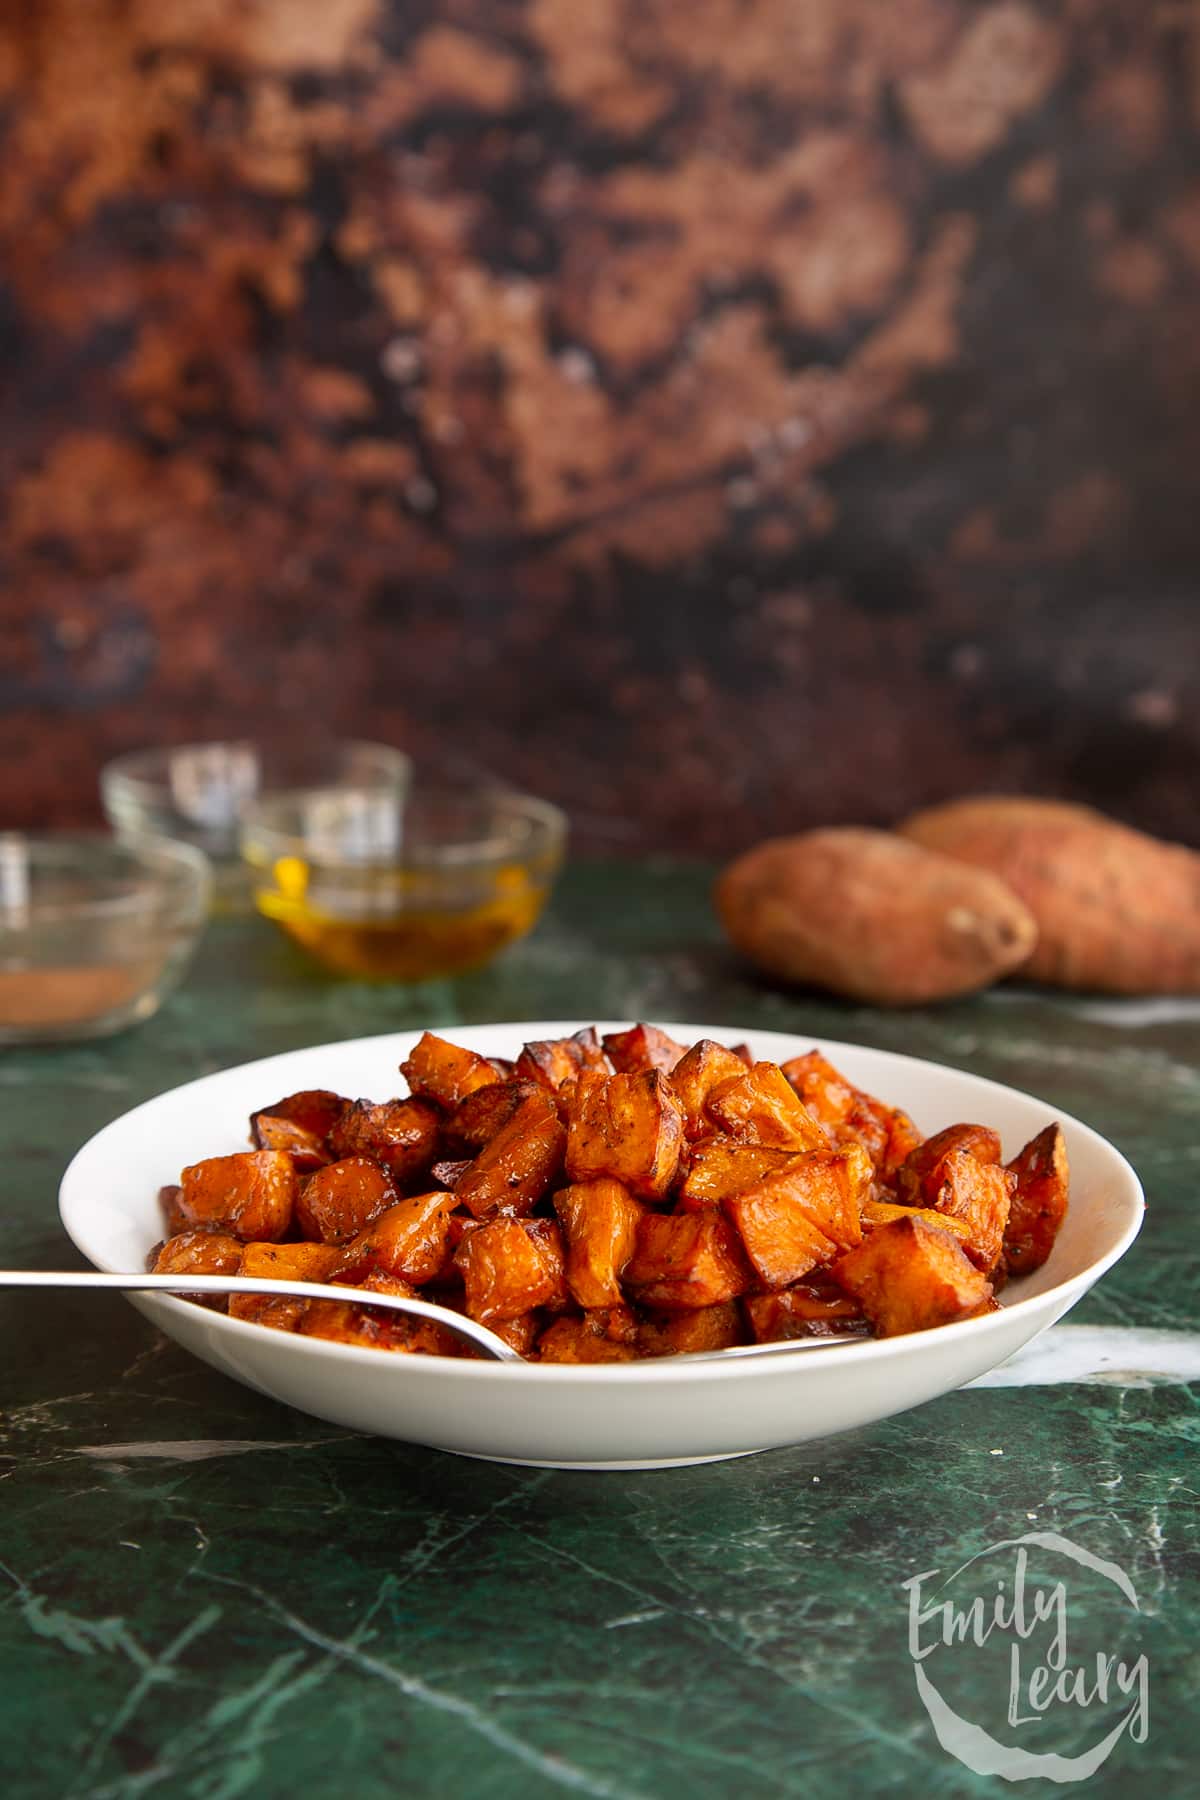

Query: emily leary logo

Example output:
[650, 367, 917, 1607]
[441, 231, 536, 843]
[903, 1530, 1149, 1782]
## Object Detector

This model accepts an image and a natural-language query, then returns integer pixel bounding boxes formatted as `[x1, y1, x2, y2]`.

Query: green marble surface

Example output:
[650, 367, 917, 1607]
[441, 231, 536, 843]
[1, 861, 1196, 1797]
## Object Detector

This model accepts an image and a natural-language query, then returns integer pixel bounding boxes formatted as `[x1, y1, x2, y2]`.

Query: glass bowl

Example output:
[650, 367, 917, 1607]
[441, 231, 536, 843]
[101, 740, 411, 912]
[240, 774, 567, 980]
[0, 833, 211, 1044]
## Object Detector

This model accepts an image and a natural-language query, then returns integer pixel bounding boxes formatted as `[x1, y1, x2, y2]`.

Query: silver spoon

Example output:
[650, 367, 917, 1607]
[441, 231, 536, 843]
[0, 1270, 871, 1364]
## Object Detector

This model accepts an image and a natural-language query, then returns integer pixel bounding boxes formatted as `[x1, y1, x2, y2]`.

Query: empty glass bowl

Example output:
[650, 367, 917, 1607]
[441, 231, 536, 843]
[101, 740, 410, 911]
[0, 833, 211, 1044]
[240, 774, 566, 980]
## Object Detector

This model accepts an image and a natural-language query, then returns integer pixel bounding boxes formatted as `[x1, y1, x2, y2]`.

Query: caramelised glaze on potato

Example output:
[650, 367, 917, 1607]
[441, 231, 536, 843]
[160, 1028, 1069, 1359]
[151, 1230, 244, 1302]
[178, 1150, 297, 1241]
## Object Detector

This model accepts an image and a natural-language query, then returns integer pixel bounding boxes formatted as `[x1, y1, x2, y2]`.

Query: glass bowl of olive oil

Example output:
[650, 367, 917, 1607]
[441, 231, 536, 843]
[240, 775, 566, 980]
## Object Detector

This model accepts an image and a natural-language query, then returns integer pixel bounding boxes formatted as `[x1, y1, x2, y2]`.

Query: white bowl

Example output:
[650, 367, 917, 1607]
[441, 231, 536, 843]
[58, 1023, 1144, 1470]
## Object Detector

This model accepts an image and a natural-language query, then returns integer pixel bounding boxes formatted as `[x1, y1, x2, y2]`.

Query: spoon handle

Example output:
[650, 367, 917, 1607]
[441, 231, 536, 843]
[0, 1269, 522, 1362]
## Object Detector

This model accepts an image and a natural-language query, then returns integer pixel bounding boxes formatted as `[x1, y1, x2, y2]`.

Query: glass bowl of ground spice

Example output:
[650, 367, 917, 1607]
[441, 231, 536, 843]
[0, 833, 211, 1044]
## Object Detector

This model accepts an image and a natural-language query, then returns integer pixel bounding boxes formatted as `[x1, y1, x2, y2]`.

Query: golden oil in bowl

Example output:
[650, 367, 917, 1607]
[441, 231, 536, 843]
[242, 780, 565, 982]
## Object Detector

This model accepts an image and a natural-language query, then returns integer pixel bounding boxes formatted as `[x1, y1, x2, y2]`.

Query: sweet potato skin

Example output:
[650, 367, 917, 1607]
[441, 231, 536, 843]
[1004, 1123, 1070, 1275]
[716, 828, 1038, 1005]
[900, 796, 1200, 993]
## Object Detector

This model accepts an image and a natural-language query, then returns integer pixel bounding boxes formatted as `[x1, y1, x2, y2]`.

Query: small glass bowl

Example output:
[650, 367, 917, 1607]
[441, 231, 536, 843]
[101, 739, 411, 912]
[0, 832, 211, 1044]
[240, 774, 566, 980]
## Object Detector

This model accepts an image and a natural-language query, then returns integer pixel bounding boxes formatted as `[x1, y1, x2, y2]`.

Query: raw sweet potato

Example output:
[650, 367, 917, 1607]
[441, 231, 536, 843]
[602, 1024, 687, 1074]
[553, 1179, 645, 1309]
[716, 828, 1038, 1005]
[401, 1031, 502, 1107]
[900, 796, 1200, 992]
[563, 1069, 685, 1199]
[296, 1156, 398, 1244]
[456, 1091, 566, 1217]
[178, 1150, 297, 1241]
[1004, 1123, 1070, 1275]
[831, 1214, 992, 1335]
[624, 1208, 752, 1310]
[328, 1097, 441, 1184]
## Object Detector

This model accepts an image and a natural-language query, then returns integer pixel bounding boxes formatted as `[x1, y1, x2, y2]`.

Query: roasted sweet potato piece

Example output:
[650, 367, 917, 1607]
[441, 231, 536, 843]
[332, 1190, 459, 1286]
[456, 1091, 566, 1218]
[705, 1063, 826, 1152]
[723, 1147, 869, 1289]
[1004, 1123, 1070, 1275]
[831, 1214, 992, 1335]
[430, 1158, 471, 1189]
[670, 1040, 751, 1139]
[538, 1313, 639, 1363]
[728, 1042, 754, 1067]
[158, 1183, 188, 1236]
[250, 1089, 343, 1171]
[178, 1151, 297, 1242]
[300, 1273, 465, 1356]
[933, 1152, 1013, 1271]
[296, 1156, 398, 1244]
[637, 1301, 745, 1357]
[781, 1050, 921, 1181]
[624, 1208, 752, 1311]
[743, 1280, 868, 1342]
[895, 1123, 1002, 1206]
[151, 1229, 244, 1307]
[328, 1097, 441, 1184]
[516, 1027, 611, 1091]
[862, 1196, 973, 1246]
[448, 1079, 541, 1148]
[455, 1217, 569, 1322]
[678, 1138, 802, 1206]
[563, 1069, 685, 1199]
[400, 1032, 501, 1109]
[602, 1023, 688, 1074]
[552, 1179, 645, 1309]
[228, 1240, 342, 1329]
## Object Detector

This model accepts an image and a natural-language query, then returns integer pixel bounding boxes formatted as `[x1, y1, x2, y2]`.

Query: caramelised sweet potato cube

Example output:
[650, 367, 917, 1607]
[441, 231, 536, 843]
[637, 1301, 745, 1357]
[895, 1123, 1002, 1206]
[158, 1183, 188, 1236]
[296, 1156, 398, 1244]
[300, 1274, 465, 1356]
[400, 1032, 502, 1109]
[552, 1179, 646, 1309]
[563, 1069, 685, 1199]
[932, 1152, 1013, 1272]
[332, 1191, 459, 1286]
[670, 1040, 751, 1139]
[705, 1062, 826, 1152]
[862, 1196, 973, 1247]
[455, 1217, 569, 1322]
[831, 1214, 992, 1336]
[228, 1240, 342, 1330]
[488, 1312, 542, 1356]
[448, 1079, 541, 1148]
[743, 1280, 868, 1343]
[538, 1312, 639, 1363]
[624, 1208, 752, 1311]
[328, 1097, 441, 1184]
[516, 1027, 611, 1091]
[178, 1151, 297, 1242]
[678, 1138, 802, 1206]
[1004, 1123, 1069, 1276]
[780, 1050, 856, 1132]
[250, 1089, 344, 1172]
[151, 1230, 244, 1307]
[781, 1050, 921, 1181]
[723, 1147, 869, 1289]
[602, 1023, 688, 1074]
[456, 1091, 566, 1218]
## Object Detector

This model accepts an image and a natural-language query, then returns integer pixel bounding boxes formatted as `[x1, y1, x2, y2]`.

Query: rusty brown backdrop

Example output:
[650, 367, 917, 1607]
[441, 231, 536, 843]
[1, 0, 1198, 855]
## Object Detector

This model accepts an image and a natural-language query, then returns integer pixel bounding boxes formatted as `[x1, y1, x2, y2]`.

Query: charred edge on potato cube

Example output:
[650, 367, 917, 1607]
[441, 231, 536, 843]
[400, 1031, 502, 1109]
[670, 1040, 751, 1140]
[456, 1092, 566, 1218]
[328, 1097, 441, 1183]
[516, 1027, 611, 1091]
[705, 1062, 827, 1152]
[448, 1079, 541, 1148]
[743, 1282, 869, 1343]
[1004, 1124, 1070, 1276]
[601, 1023, 687, 1074]
[624, 1208, 753, 1311]
[250, 1089, 344, 1170]
[723, 1147, 869, 1289]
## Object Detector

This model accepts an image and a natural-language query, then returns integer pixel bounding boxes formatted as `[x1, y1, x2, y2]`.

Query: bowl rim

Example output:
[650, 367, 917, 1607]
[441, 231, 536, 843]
[239, 785, 568, 872]
[58, 1022, 1145, 1385]
[0, 829, 212, 926]
[100, 738, 412, 806]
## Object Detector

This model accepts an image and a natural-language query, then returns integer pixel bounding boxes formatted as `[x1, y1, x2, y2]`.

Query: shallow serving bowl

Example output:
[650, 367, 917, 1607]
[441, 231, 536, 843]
[0, 832, 210, 1045]
[58, 1023, 1144, 1469]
